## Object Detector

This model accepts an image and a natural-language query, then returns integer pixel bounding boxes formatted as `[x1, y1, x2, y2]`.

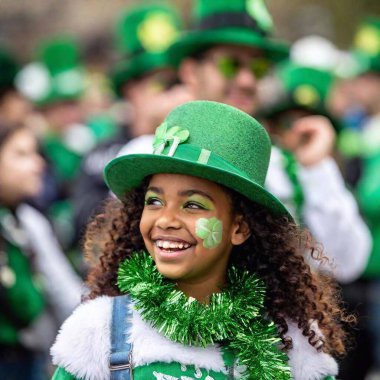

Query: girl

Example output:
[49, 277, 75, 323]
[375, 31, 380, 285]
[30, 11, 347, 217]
[51, 101, 348, 380]
[0, 121, 82, 379]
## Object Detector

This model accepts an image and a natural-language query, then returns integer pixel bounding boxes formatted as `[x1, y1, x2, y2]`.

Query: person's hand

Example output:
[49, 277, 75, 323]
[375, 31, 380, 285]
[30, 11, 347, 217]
[291, 115, 336, 167]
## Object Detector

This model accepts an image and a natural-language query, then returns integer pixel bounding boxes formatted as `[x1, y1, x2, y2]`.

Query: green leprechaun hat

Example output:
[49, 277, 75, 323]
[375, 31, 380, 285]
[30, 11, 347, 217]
[105, 100, 291, 218]
[351, 17, 380, 74]
[0, 46, 19, 92]
[111, 4, 182, 96]
[15, 36, 86, 107]
[259, 61, 341, 129]
[169, 0, 288, 64]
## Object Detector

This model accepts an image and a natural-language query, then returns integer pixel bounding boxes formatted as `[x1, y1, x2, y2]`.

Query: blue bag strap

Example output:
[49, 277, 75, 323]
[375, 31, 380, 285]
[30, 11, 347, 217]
[109, 294, 133, 380]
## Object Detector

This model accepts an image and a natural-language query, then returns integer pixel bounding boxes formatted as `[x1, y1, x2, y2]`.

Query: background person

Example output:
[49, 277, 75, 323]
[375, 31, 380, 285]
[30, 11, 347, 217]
[0, 121, 82, 380]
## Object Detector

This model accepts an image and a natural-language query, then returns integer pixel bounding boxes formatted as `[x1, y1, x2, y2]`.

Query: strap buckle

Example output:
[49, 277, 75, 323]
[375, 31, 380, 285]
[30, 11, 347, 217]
[109, 350, 133, 379]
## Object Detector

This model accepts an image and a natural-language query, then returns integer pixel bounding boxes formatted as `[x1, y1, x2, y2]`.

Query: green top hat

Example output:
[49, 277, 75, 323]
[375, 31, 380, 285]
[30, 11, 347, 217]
[105, 100, 291, 218]
[258, 62, 342, 131]
[352, 17, 380, 74]
[168, 0, 288, 65]
[0, 46, 19, 91]
[111, 4, 182, 97]
[16, 36, 85, 106]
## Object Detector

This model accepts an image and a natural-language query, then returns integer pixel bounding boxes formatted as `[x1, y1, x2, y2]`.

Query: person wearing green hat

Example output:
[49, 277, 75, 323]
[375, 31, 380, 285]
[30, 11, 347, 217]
[51, 100, 341, 380]
[71, 3, 191, 245]
[16, 36, 94, 181]
[15, 36, 97, 249]
[120, 0, 370, 285]
[258, 62, 371, 286]
[336, 17, 380, 380]
[0, 46, 31, 124]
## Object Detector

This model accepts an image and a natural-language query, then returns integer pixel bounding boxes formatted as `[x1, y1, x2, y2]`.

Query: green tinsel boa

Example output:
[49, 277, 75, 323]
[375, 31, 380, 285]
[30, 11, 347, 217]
[117, 252, 291, 380]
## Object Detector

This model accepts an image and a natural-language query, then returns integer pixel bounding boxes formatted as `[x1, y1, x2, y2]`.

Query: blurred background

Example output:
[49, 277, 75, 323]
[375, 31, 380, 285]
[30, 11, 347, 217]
[0, 1, 380, 380]
[1, 0, 379, 62]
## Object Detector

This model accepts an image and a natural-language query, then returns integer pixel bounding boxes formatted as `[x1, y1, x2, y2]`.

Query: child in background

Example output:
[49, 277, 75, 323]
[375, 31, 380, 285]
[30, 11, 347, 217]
[51, 101, 346, 380]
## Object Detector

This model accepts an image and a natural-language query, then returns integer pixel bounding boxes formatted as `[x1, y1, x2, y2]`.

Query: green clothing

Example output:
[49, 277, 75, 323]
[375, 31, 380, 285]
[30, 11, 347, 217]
[52, 345, 235, 379]
[52, 366, 336, 379]
[51, 343, 335, 380]
[357, 151, 380, 277]
[0, 209, 45, 345]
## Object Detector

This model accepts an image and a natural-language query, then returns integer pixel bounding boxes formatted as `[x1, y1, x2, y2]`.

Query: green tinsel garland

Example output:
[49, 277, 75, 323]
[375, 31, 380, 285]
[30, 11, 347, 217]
[117, 252, 291, 380]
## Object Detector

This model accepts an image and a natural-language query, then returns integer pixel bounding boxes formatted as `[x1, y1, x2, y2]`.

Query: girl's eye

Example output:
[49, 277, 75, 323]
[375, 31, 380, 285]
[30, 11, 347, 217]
[144, 197, 163, 206]
[184, 201, 206, 210]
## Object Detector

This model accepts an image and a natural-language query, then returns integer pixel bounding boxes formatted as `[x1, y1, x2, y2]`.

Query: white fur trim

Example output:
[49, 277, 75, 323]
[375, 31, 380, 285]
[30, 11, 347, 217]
[51, 296, 112, 380]
[130, 306, 226, 372]
[51, 296, 338, 380]
[287, 321, 338, 380]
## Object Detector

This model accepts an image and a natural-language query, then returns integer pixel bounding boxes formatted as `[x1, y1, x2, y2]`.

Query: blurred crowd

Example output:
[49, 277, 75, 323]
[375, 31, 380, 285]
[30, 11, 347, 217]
[0, 1, 379, 379]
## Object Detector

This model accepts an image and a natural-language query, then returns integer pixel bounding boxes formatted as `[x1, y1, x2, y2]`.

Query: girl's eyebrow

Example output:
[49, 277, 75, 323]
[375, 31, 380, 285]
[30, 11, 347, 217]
[146, 187, 214, 202]
[146, 186, 162, 194]
[178, 189, 214, 202]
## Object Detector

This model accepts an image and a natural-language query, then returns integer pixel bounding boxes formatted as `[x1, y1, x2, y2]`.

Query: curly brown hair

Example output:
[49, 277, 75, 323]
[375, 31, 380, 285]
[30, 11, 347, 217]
[84, 180, 351, 357]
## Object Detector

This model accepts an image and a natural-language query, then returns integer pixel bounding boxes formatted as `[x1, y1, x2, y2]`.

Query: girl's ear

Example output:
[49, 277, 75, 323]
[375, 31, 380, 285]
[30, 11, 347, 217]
[231, 215, 251, 246]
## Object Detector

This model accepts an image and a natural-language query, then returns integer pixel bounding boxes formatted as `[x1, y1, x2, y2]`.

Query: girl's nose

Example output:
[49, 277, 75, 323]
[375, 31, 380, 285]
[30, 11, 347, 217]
[156, 207, 182, 230]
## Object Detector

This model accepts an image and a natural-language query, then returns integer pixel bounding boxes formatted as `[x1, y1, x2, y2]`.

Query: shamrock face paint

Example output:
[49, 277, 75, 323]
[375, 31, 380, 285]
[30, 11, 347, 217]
[196, 217, 223, 249]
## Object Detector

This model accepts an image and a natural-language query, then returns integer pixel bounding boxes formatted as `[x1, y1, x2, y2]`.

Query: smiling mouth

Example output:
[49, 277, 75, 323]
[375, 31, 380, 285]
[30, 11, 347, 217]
[154, 239, 192, 253]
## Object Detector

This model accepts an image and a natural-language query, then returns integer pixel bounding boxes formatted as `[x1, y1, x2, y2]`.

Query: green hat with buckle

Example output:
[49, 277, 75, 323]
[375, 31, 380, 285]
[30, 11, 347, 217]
[16, 36, 86, 107]
[105, 100, 291, 218]
[351, 17, 380, 74]
[111, 4, 182, 97]
[168, 0, 288, 65]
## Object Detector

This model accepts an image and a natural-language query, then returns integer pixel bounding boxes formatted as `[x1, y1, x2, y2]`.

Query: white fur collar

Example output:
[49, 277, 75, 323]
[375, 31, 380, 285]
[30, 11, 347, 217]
[51, 296, 338, 380]
[287, 321, 338, 379]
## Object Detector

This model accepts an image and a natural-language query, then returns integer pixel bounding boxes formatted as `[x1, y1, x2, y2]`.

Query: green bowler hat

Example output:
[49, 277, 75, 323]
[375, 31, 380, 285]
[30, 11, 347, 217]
[111, 4, 182, 96]
[169, 0, 288, 64]
[105, 100, 291, 218]
[352, 17, 380, 74]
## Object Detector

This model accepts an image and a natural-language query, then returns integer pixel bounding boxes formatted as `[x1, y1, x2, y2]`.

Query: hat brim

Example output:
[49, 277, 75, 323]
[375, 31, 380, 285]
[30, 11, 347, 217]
[105, 153, 292, 219]
[169, 28, 289, 64]
[110, 52, 175, 97]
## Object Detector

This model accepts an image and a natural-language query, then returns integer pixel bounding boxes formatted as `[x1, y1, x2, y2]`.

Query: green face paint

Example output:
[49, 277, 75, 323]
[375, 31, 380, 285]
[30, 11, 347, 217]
[144, 191, 162, 206]
[184, 194, 215, 211]
[195, 217, 223, 249]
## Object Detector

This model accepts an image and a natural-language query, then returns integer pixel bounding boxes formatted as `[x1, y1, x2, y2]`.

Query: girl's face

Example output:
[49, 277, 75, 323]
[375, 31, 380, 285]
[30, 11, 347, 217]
[140, 173, 250, 296]
[0, 128, 45, 206]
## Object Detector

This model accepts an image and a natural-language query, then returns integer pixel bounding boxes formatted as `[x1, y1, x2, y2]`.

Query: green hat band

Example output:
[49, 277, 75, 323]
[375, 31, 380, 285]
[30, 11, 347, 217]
[196, 12, 267, 36]
[109, 142, 256, 198]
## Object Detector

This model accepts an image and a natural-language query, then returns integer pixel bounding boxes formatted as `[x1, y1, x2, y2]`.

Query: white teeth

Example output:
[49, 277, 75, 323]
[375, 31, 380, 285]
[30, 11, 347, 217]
[155, 240, 191, 250]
